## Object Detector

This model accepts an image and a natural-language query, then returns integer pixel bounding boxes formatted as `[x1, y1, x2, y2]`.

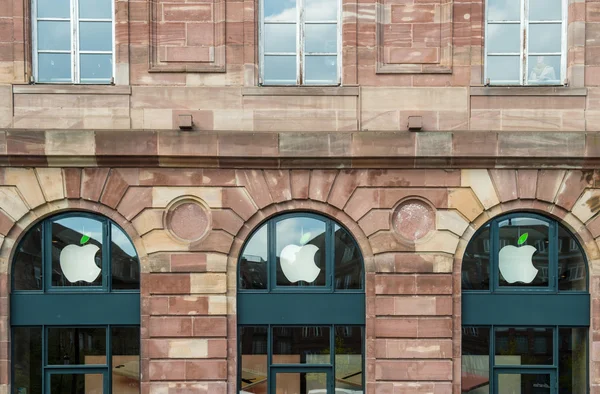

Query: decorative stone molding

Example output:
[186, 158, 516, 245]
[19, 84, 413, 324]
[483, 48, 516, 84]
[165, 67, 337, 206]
[376, 0, 453, 74]
[164, 197, 212, 243]
[149, 0, 226, 73]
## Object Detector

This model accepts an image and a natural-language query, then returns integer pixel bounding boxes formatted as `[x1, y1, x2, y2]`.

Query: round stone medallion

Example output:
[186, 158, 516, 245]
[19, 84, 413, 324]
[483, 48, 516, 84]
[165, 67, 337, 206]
[166, 200, 210, 242]
[392, 199, 435, 242]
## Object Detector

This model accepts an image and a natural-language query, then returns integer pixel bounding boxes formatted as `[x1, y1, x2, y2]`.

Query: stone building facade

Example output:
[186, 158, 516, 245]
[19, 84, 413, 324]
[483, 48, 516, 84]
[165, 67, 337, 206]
[1, 0, 600, 393]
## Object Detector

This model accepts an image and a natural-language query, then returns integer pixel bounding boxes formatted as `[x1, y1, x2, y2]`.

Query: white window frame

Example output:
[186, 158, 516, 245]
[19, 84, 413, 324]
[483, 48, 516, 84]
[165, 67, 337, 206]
[484, 0, 567, 86]
[32, 0, 115, 84]
[258, 0, 342, 86]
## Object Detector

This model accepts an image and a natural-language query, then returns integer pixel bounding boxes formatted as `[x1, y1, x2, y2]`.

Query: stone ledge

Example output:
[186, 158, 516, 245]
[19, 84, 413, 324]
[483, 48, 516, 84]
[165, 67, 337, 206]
[0, 130, 598, 169]
[470, 86, 587, 96]
[12, 84, 132, 95]
[242, 86, 359, 96]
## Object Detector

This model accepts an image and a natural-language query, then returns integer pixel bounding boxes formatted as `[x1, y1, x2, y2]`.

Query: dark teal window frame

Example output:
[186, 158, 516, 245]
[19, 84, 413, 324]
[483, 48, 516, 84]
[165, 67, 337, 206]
[462, 212, 590, 394]
[11, 212, 141, 394]
[237, 212, 366, 394]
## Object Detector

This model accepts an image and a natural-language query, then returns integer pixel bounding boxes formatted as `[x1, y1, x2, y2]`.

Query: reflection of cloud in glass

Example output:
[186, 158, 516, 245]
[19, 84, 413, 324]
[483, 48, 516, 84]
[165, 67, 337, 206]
[56, 217, 103, 244]
[487, 0, 520, 21]
[276, 218, 325, 254]
[112, 225, 136, 257]
[242, 224, 268, 261]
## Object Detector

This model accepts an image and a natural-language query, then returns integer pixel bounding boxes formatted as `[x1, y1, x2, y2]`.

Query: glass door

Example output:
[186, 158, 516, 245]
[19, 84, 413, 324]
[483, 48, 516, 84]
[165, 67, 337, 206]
[46, 369, 108, 394]
[494, 369, 556, 394]
[270, 367, 331, 394]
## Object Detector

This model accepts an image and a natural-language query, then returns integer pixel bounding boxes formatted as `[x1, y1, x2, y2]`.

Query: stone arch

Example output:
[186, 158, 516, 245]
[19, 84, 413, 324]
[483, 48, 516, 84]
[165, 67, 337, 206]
[452, 196, 600, 392]
[225, 199, 374, 394]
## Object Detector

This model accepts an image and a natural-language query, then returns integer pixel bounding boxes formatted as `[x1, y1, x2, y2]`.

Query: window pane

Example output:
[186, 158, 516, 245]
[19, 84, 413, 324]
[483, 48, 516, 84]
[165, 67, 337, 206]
[111, 224, 140, 290]
[276, 217, 326, 286]
[305, 24, 337, 53]
[305, 0, 338, 21]
[528, 55, 561, 84]
[52, 217, 103, 287]
[488, 0, 520, 21]
[462, 225, 490, 291]
[38, 53, 72, 83]
[80, 54, 113, 83]
[38, 21, 71, 51]
[528, 24, 562, 53]
[13, 327, 42, 394]
[334, 226, 362, 290]
[272, 326, 330, 364]
[305, 55, 337, 84]
[264, 0, 296, 22]
[558, 226, 586, 291]
[335, 326, 363, 392]
[264, 24, 296, 53]
[112, 327, 140, 394]
[487, 55, 520, 83]
[240, 224, 268, 290]
[263, 55, 296, 84]
[50, 373, 103, 394]
[13, 223, 43, 291]
[275, 372, 327, 393]
[47, 327, 107, 365]
[461, 327, 490, 394]
[487, 24, 520, 53]
[80, 0, 112, 19]
[559, 328, 587, 393]
[495, 327, 553, 365]
[240, 326, 268, 393]
[498, 217, 549, 287]
[497, 373, 552, 393]
[529, 0, 561, 21]
[37, 0, 69, 18]
[80, 22, 113, 51]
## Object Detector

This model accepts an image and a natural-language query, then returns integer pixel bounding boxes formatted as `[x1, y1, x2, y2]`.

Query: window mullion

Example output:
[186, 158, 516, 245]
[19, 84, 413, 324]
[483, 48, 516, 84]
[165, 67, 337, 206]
[297, 0, 304, 85]
[521, 0, 528, 85]
[72, 0, 79, 83]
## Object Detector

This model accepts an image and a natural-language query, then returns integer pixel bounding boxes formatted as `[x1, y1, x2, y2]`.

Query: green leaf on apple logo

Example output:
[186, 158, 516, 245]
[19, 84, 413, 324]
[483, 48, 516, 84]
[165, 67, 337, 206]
[80, 234, 90, 245]
[300, 232, 312, 245]
[517, 232, 529, 246]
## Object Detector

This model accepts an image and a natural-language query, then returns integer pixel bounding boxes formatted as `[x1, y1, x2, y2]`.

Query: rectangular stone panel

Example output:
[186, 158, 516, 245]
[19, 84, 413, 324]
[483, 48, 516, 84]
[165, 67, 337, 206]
[149, 0, 225, 72]
[377, 0, 452, 73]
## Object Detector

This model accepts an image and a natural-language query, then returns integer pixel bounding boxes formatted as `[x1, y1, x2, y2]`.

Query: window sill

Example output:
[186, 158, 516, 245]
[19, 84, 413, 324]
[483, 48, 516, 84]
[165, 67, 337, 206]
[470, 86, 587, 96]
[12, 84, 132, 95]
[242, 86, 359, 96]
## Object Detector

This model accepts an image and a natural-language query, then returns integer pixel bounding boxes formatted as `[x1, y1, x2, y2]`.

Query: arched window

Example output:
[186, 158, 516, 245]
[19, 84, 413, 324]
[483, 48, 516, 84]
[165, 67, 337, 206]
[11, 212, 140, 394]
[461, 213, 589, 393]
[238, 213, 364, 393]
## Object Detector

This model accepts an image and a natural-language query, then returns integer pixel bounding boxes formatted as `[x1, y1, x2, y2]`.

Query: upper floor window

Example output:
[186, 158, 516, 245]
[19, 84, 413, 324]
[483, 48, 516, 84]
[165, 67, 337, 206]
[32, 0, 114, 83]
[485, 0, 566, 86]
[259, 0, 340, 86]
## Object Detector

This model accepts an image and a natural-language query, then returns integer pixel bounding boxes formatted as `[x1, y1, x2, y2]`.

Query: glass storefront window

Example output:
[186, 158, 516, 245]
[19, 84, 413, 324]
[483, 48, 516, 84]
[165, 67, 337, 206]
[462, 224, 490, 291]
[462, 213, 590, 394]
[498, 217, 549, 288]
[461, 327, 490, 394]
[276, 217, 327, 287]
[238, 213, 365, 394]
[12, 213, 141, 394]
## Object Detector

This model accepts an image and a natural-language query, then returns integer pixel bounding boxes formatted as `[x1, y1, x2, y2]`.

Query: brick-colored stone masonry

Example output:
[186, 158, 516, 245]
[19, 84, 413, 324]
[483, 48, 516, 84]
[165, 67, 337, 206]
[0, 0, 600, 392]
[0, 0, 597, 131]
[0, 131, 597, 393]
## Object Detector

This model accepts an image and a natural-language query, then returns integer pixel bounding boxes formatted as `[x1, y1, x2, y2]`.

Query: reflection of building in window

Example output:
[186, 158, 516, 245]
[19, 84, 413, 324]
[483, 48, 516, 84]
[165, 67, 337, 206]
[529, 56, 556, 82]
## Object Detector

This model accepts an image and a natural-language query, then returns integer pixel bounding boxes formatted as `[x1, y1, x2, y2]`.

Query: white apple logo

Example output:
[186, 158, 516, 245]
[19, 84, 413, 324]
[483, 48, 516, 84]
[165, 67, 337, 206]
[280, 232, 320, 283]
[59, 234, 101, 283]
[498, 232, 538, 284]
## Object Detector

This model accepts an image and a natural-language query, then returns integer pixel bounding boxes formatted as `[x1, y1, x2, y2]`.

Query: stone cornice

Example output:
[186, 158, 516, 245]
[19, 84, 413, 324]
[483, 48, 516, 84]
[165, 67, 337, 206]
[0, 130, 596, 168]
